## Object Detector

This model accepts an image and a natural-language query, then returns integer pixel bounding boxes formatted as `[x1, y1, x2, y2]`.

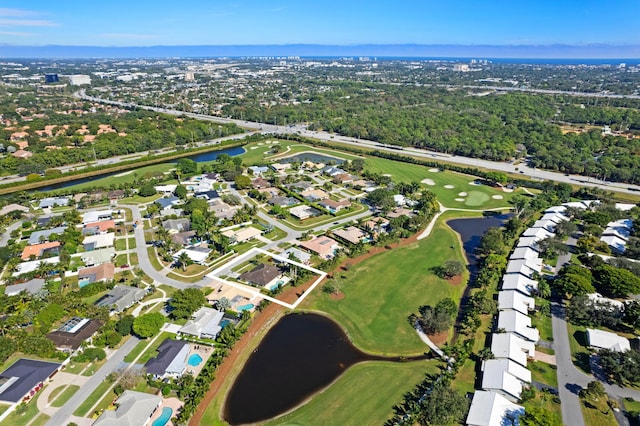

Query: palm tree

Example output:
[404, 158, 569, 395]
[176, 251, 191, 272]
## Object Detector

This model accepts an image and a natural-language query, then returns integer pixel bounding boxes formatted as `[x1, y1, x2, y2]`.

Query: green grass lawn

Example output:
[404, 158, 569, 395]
[124, 332, 175, 364]
[73, 379, 114, 417]
[115, 238, 127, 251]
[50, 385, 80, 407]
[146, 247, 164, 271]
[531, 304, 553, 342]
[581, 396, 618, 426]
[2, 390, 49, 426]
[523, 390, 562, 424]
[624, 398, 640, 418]
[567, 323, 592, 373]
[127, 237, 136, 249]
[530, 361, 559, 388]
[262, 360, 439, 426]
[301, 218, 468, 356]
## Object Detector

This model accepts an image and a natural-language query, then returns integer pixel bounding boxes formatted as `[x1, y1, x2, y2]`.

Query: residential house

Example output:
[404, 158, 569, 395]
[480, 368, 524, 403]
[530, 219, 557, 233]
[319, 199, 351, 213]
[46, 318, 103, 352]
[257, 187, 280, 198]
[77, 247, 115, 266]
[5, 278, 46, 296]
[466, 390, 524, 426]
[386, 208, 414, 219]
[144, 339, 189, 378]
[93, 390, 162, 426]
[12, 149, 32, 159]
[82, 233, 115, 251]
[321, 166, 347, 177]
[155, 196, 180, 212]
[289, 205, 321, 220]
[162, 218, 191, 234]
[38, 197, 70, 209]
[586, 328, 630, 352]
[251, 177, 271, 189]
[195, 190, 220, 201]
[333, 226, 367, 245]
[170, 231, 196, 246]
[497, 310, 539, 343]
[509, 247, 540, 262]
[521, 227, 554, 241]
[515, 236, 541, 252]
[82, 220, 116, 236]
[282, 247, 312, 265]
[586, 293, 625, 311]
[78, 263, 115, 287]
[239, 263, 282, 288]
[505, 258, 541, 280]
[540, 212, 569, 224]
[299, 236, 339, 259]
[248, 166, 269, 176]
[268, 196, 298, 207]
[333, 173, 354, 185]
[209, 199, 238, 220]
[491, 333, 536, 367]
[28, 226, 66, 245]
[94, 285, 147, 313]
[221, 227, 262, 244]
[0, 204, 29, 216]
[155, 184, 177, 194]
[81, 210, 113, 225]
[600, 235, 627, 253]
[21, 241, 60, 260]
[173, 246, 211, 265]
[270, 163, 291, 173]
[300, 188, 329, 202]
[12, 258, 60, 277]
[107, 190, 125, 201]
[286, 181, 312, 192]
[0, 359, 62, 403]
[179, 307, 225, 339]
[362, 217, 390, 236]
[498, 290, 535, 315]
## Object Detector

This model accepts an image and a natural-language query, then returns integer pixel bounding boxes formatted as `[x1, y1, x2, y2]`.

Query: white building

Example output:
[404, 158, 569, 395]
[68, 74, 91, 85]
[586, 328, 630, 352]
[491, 333, 536, 366]
[466, 390, 524, 426]
[498, 290, 536, 315]
[497, 310, 539, 343]
[501, 274, 538, 296]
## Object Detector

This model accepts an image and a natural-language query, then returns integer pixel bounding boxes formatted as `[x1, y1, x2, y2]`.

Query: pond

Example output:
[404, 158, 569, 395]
[447, 213, 512, 272]
[222, 313, 429, 425]
[277, 151, 345, 165]
[36, 145, 245, 192]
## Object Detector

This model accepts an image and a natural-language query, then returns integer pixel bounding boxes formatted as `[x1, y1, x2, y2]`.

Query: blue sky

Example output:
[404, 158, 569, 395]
[0, 1, 638, 46]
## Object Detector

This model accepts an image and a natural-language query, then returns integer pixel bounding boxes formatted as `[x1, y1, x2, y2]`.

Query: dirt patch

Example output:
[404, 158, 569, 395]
[428, 330, 449, 346]
[448, 275, 463, 286]
[330, 291, 345, 301]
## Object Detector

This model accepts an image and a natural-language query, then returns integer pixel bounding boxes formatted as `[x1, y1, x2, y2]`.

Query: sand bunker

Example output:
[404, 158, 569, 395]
[444, 185, 455, 189]
[382, 174, 392, 177]
[421, 179, 435, 186]
[250, 147, 258, 150]
[492, 195, 504, 199]
[458, 192, 468, 196]
[114, 170, 134, 177]
[455, 198, 465, 202]
[428, 168, 440, 172]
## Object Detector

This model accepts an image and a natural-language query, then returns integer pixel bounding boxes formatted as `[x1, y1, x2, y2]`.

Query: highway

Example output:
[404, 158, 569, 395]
[74, 90, 640, 197]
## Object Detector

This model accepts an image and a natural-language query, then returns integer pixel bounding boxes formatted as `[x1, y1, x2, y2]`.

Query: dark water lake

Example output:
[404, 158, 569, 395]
[223, 313, 429, 425]
[37, 145, 245, 192]
[278, 152, 344, 164]
[447, 213, 512, 271]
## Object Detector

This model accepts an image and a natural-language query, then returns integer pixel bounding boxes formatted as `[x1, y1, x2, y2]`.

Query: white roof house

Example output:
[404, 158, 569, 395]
[221, 227, 262, 244]
[531, 219, 557, 233]
[587, 328, 630, 352]
[82, 233, 115, 250]
[498, 291, 535, 315]
[516, 236, 541, 251]
[587, 293, 625, 310]
[540, 212, 569, 224]
[179, 307, 225, 339]
[466, 390, 525, 426]
[491, 333, 536, 366]
[497, 310, 539, 343]
[82, 210, 113, 225]
[12, 257, 60, 277]
[481, 368, 524, 403]
[522, 227, 554, 241]
[506, 259, 541, 279]
[282, 247, 312, 264]
[545, 205, 567, 214]
[615, 203, 636, 212]
[155, 184, 177, 194]
[501, 274, 538, 296]
[483, 358, 531, 385]
[509, 247, 540, 262]
[600, 235, 627, 253]
[173, 247, 211, 264]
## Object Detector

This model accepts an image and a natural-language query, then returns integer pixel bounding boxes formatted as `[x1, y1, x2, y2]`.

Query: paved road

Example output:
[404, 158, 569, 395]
[0, 220, 23, 247]
[45, 335, 141, 426]
[120, 204, 202, 289]
[77, 91, 640, 197]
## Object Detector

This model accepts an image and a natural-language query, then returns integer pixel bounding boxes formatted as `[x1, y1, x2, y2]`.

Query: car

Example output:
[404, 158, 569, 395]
[519, 171, 525, 173]
[121, 264, 129, 268]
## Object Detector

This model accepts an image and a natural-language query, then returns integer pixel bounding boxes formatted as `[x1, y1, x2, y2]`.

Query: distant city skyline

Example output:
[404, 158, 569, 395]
[0, 1, 638, 48]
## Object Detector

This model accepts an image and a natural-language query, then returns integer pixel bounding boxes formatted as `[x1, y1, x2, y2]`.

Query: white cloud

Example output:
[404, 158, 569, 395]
[0, 30, 34, 36]
[0, 8, 58, 27]
[0, 8, 37, 17]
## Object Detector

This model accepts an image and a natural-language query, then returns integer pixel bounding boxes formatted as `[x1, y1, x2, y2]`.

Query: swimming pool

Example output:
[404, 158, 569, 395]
[270, 280, 285, 291]
[220, 319, 231, 328]
[188, 353, 203, 367]
[237, 303, 255, 311]
[152, 407, 173, 426]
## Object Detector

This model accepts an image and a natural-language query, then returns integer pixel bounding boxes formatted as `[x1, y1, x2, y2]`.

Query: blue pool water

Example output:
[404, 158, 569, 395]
[237, 303, 255, 311]
[152, 407, 173, 426]
[188, 353, 203, 366]
[220, 319, 231, 328]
